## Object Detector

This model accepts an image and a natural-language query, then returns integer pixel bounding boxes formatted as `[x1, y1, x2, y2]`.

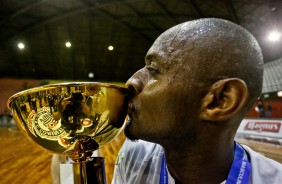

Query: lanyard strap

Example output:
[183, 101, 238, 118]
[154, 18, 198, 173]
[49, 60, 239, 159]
[160, 142, 250, 184]
[159, 153, 168, 184]
[226, 142, 251, 184]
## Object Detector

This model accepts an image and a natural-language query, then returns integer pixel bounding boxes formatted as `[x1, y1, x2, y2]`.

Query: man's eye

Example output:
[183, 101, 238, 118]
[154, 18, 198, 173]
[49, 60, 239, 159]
[146, 66, 159, 74]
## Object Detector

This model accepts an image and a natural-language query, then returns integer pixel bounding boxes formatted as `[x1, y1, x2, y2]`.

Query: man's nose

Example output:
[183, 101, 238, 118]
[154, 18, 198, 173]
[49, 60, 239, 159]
[125, 67, 149, 96]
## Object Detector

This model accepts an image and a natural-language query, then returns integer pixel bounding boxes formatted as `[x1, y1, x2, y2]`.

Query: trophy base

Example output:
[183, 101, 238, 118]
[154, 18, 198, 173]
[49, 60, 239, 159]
[60, 157, 106, 184]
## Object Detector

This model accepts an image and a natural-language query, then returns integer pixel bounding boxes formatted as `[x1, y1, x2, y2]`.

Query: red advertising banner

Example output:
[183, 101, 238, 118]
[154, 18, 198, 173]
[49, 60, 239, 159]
[237, 119, 282, 138]
[244, 122, 281, 133]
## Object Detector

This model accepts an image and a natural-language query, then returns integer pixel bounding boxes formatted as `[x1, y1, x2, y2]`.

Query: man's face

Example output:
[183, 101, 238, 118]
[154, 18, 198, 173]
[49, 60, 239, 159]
[124, 28, 202, 142]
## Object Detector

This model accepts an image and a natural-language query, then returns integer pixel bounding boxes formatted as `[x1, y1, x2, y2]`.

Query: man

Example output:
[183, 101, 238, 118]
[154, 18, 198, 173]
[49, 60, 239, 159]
[112, 18, 282, 184]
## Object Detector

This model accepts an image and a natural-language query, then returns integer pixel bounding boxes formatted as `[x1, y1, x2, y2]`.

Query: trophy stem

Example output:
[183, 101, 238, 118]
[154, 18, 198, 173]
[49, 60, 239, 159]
[60, 157, 107, 184]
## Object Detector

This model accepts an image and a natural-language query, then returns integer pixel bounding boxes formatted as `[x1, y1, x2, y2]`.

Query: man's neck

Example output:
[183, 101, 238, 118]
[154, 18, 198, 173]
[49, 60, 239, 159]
[162, 140, 234, 184]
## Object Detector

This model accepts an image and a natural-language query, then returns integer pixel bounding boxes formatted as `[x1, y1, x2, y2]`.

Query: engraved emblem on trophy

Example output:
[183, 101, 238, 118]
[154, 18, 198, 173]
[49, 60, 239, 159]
[7, 82, 129, 184]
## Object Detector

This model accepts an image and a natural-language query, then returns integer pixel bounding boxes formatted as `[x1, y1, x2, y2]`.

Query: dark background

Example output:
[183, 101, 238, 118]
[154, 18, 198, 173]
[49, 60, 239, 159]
[1, 0, 282, 82]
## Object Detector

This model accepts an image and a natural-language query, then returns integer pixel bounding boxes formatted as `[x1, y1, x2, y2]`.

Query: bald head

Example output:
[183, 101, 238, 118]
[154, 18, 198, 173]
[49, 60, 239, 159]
[153, 18, 263, 113]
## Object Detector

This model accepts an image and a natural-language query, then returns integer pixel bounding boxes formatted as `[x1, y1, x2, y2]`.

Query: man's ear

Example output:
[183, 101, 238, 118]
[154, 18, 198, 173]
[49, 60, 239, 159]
[199, 78, 249, 121]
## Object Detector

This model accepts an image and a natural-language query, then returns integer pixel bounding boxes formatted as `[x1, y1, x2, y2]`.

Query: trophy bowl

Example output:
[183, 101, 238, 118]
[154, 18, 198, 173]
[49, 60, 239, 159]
[7, 82, 129, 162]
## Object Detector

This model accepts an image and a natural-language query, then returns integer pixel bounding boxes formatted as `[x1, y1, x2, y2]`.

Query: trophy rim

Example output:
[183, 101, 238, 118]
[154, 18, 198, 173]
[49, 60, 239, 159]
[7, 82, 128, 110]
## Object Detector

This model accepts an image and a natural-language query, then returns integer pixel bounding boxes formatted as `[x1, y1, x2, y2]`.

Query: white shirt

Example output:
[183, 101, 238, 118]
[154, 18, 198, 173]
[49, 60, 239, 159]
[112, 139, 282, 184]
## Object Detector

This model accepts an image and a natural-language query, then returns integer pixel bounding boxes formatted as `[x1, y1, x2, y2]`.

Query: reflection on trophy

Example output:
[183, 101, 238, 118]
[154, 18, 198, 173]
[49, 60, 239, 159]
[7, 82, 129, 184]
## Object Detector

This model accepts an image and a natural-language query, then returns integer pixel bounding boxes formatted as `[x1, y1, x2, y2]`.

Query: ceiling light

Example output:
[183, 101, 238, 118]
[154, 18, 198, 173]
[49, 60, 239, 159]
[65, 42, 71, 48]
[18, 42, 25, 50]
[267, 30, 281, 42]
[88, 72, 94, 78]
[278, 91, 282, 97]
[108, 45, 114, 51]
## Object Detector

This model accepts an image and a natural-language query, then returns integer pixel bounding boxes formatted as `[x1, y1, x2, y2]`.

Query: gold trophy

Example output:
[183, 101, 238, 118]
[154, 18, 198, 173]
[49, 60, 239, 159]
[7, 82, 129, 184]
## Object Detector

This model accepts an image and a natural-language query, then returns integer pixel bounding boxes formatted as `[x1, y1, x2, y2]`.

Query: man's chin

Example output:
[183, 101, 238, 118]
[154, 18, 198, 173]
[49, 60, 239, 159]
[124, 125, 139, 141]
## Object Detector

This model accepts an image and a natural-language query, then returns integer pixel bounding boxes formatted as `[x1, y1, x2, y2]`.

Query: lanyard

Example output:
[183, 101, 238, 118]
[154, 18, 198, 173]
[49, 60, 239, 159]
[159, 153, 168, 184]
[159, 142, 251, 184]
[226, 142, 251, 184]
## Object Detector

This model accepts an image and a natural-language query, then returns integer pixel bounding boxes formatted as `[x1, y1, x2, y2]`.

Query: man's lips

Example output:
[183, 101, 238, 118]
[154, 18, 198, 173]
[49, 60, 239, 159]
[127, 99, 136, 114]
[126, 101, 136, 125]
